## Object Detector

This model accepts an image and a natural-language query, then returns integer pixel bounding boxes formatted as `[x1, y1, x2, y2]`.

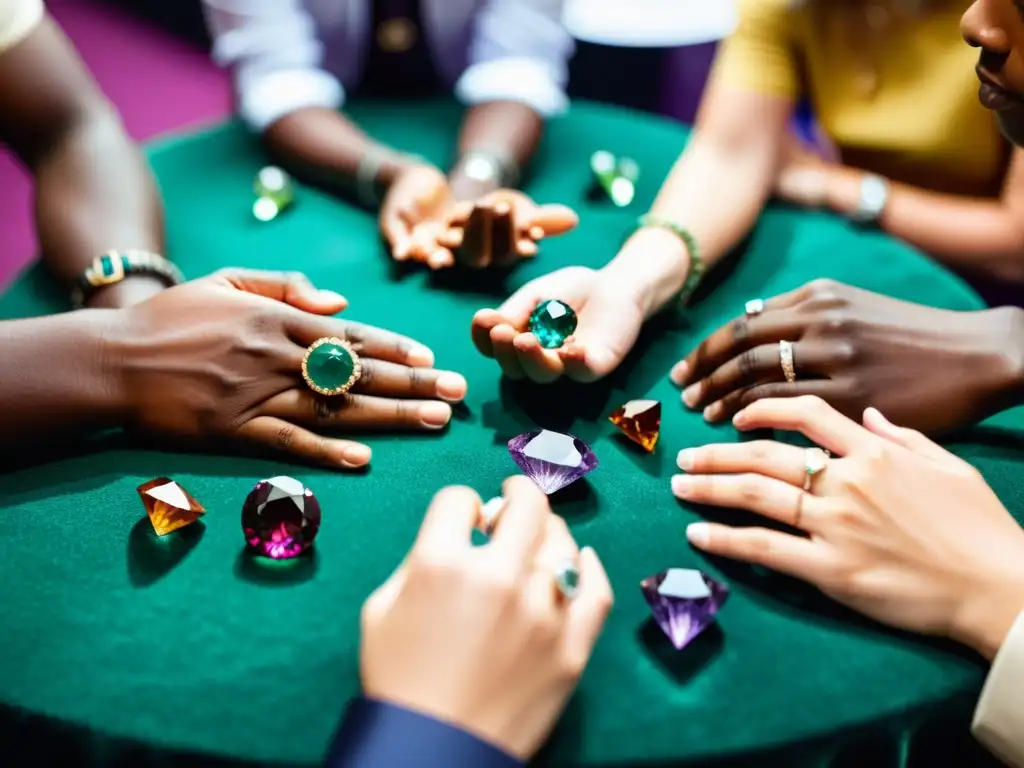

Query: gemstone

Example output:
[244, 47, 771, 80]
[641, 569, 730, 650]
[303, 338, 359, 395]
[242, 476, 322, 559]
[508, 430, 598, 495]
[555, 562, 581, 599]
[528, 300, 578, 349]
[609, 399, 662, 452]
[137, 477, 206, 536]
[252, 166, 294, 220]
[589, 151, 638, 207]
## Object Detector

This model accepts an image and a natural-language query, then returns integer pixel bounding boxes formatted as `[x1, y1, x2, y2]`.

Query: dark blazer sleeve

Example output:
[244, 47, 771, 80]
[326, 697, 524, 768]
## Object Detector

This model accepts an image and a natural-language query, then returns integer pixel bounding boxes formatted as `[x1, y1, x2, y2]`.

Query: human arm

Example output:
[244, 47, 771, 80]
[0, 11, 165, 309]
[777, 146, 1024, 285]
[670, 397, 1024, 765]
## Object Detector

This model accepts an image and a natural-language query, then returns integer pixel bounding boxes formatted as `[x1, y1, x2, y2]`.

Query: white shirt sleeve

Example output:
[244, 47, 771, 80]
[0, 0, 43, 54]
[202, 0, 345, 132]
[973, 610, 1024, 768]
[455, 0, 574, 118]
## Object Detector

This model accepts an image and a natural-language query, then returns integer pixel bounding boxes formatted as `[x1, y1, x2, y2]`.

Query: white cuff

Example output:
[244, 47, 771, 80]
[973, 610, 1024, 768]
[237, 68, 345, 132]
[455, 57, 568, 118]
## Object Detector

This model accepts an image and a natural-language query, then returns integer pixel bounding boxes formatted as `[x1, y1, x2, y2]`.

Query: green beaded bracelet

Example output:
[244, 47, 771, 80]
[636, 214, 705, 306]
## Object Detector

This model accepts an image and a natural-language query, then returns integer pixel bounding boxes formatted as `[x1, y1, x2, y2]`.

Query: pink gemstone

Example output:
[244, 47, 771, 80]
[242, 476, 321, 559]
[508, 430, 598, 495]
[641, 569, 729, 650]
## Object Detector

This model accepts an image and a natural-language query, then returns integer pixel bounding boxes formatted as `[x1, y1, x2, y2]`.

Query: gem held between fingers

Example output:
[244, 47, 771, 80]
[242, 476, 322, 560]
[137, 477, 206, 536]
[641, 568, 730, 650]
[528, 299, 578, 349]
[508, 430, 598, 495]
[609, 399, 661, 452]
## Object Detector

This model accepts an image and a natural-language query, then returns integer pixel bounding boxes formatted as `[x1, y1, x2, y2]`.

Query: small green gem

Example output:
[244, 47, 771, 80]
[556, 566, 580, 598]
[100, 255, 116, 277]
[253, 166, 295, 218]
[306, 342, 355, 393]
[528, 300, 578, 350]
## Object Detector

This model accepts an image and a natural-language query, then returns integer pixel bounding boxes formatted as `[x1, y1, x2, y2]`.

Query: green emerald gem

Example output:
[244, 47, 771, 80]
[253, 166, 295, 219]
[306, 342, 355, 393]
[528, 299, 578, 349]
[100, 255, 116, 277]
[556, 565, 581, 598]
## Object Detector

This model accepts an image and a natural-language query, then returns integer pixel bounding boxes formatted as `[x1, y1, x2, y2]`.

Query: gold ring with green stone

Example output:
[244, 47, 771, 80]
[301, 337, 362, 396]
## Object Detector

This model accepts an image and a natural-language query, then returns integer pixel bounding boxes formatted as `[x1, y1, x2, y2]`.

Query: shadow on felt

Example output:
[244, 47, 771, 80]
[234, 547, 319, 586]
[637, 618, 725, 685]
[127, 517, 206, 588]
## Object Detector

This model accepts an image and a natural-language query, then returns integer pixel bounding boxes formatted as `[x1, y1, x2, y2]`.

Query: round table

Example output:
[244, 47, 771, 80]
[1, 100, 1021, 767]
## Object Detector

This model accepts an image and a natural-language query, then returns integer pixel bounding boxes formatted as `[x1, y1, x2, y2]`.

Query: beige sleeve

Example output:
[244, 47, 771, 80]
[973, 610, 1024, 767]
[708, 0, 800, 100]
[0, 0, 43, 54]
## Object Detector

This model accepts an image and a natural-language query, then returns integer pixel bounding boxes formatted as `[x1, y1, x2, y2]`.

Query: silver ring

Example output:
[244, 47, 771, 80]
[780, 340, 797, 383]
[745, 298, 765, 317]
[553, 560, 581, 600]
[478, 497, 506, 535]
[803, 448, 830, 491]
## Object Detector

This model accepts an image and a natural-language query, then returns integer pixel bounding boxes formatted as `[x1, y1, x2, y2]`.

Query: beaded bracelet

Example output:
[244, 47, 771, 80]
[635, 214, 706, 306]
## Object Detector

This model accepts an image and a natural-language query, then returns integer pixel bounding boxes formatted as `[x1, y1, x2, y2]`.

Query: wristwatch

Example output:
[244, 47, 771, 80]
[454, 149, 519, 189]
[849, 174, 890, 224]
[70, 250, 183, 309]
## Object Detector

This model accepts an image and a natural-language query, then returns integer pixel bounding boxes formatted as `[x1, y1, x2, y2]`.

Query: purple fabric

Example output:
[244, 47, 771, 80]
[660, 41, 718, 125]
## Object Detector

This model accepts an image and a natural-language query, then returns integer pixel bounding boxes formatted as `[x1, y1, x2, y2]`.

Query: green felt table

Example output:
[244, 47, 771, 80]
[1, 100, 1023, 768]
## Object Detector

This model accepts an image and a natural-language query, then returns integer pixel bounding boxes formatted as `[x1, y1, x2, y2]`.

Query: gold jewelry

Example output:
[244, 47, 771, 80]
[803, 448, 830, 492]
[780, 340, 797, 383]
[301, 337, 362, 396]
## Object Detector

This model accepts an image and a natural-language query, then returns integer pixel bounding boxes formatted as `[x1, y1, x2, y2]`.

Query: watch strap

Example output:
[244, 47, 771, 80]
[850, 173, 890, 224]
[70, 250, 183, 309]
[454, 149, 520, 189]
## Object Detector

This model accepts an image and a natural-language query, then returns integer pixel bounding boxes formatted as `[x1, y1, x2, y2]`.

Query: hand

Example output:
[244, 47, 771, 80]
[773, 139, 830, 208]
[471, 266, 645, 383]
[438, 190, 579, 269]
[672, 279, 1024, 433]
[113, 268, 468, 468]
[675, 396, 1024, 660]
[379, 163, 453, 266]
[360, 476, 613, 759]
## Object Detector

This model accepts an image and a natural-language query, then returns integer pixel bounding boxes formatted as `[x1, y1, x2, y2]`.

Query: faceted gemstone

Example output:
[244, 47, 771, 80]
[137, 477, 206, 536]
[555, 563, 581, 599]
[528, 300, 578, 349]
[641, 569, 730, 650]
[508, 430, 598, 495]
[609, 399, 662, 452]
[252, 166, 294, 221]
[589, 150, 638, 207]
[304, 339, 358, 395]
[242, 476, 322, 559]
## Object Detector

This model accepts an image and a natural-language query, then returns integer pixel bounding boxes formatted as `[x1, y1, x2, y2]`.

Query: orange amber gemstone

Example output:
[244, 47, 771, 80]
[137, 477, 205, 536]
[609, 400, 661, 452]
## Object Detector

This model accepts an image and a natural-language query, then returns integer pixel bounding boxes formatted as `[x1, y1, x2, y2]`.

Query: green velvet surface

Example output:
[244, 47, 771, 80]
[1, 100, 1022, 767]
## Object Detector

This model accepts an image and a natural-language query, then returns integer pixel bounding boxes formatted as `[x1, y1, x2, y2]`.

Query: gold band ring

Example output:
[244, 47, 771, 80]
[780, 340, 797, 383]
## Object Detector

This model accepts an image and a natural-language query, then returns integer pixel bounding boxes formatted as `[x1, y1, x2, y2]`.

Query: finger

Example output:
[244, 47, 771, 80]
[491, 205, 517, 265]
[380, 212, 414, 261]
[489, 475, 551, 571]
[733, 396, 870, 457]
[457, 205, 492, 268]
[681, 342, 787, 410]
[287, 317, 435, 368]
[437, 228, 465, 249]
[522, 204, 579, 237]
[428, 247, 456, 270]
[558, 340, 596, 383]
[676, 440, 807, 488]
[516, 238, 540, 257]
[471, 308, 505, 358]
[261, 390, 453, 431]
[490, 323, 526, 380]
[352, 359, 466, 402]
[415, 485, 482, 557]
[524, 515, 580, 621]
[701, 379, 845, 424]
[862, 407, 952, 461]
[564, 546, 613, 668]
[447, 200, 475, 228]
[214, 268, 347, 315]
[672, 473, 815, 530]
[685, 523, 826, 583]
[514, 332, 565, 384]
[235, 415, 372, 469]
[497, 285, 547, 331]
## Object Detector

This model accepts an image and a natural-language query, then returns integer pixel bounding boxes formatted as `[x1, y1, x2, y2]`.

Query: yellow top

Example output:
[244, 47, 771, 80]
[711, 0, 1008, 196]
[0, 0, 43, 54]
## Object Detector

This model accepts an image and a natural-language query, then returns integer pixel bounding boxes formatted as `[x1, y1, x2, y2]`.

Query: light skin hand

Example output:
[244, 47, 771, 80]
[360, 476, 613, 760]
[112, 268, 468, 469]
[673, 396, 1024, 661]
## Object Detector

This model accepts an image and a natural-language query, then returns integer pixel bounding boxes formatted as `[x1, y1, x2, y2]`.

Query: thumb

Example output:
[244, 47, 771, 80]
[862, 407, 952, 462]
[213, 268, 347, 315]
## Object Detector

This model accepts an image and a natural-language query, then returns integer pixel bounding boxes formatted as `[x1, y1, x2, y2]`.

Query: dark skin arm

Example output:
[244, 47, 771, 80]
[448, 101, 543, 200]
[0, 15, 165, 309]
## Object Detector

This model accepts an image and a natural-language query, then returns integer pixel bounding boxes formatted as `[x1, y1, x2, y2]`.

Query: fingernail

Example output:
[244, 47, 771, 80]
[672, 475, 694, 499]
[670, 362, 689, 386]
[704, 402, 723, 422]
[529, 225, 545, 240]
[341, 445, 372, 467]
[676, 449, 695, 471]
[683, 384, 700, 408]
[686, 523, 710, 548]
[733, 411, 749, 428]
[436, 372, 467, 402]
[408, 345, 434, 367]
[319, 290, 346, 304]
[420, 402, 452, 429]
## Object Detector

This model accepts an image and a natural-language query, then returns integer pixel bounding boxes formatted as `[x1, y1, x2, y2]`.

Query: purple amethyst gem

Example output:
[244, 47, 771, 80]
[508, 430, 598, 495]
[641, 569, 730, 650]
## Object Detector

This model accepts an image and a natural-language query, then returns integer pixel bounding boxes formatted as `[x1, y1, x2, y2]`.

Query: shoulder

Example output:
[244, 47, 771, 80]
[0, 0, 44, 54]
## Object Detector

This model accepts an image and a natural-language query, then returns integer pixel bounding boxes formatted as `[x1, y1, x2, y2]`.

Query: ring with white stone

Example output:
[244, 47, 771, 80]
[553, 560, 581, 600]
[478, 497, 506, 535]
[745, 298, 765, 317]
[803, 448, 830, 492]
[779, 340, 797, 383]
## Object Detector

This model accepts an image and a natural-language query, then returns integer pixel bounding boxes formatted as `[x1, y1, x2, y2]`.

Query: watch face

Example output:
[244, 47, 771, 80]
[856, 175, 889, 221]
[463, 155, 498, 183]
